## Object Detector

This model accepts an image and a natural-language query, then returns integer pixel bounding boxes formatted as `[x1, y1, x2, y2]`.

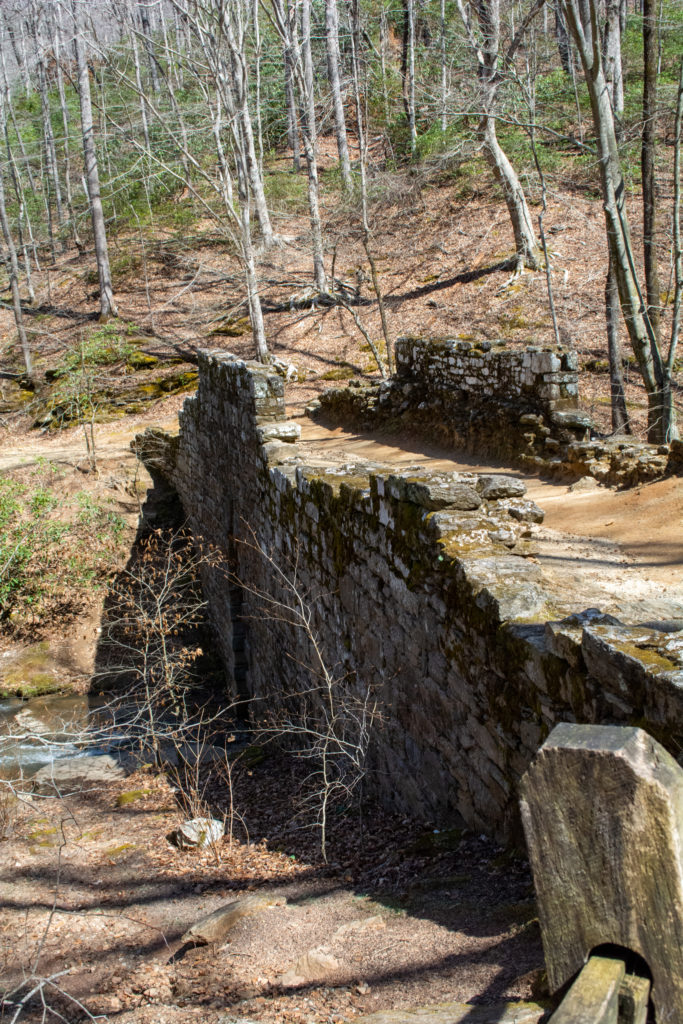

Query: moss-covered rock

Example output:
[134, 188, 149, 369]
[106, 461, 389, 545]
[0, 642, 63, 698]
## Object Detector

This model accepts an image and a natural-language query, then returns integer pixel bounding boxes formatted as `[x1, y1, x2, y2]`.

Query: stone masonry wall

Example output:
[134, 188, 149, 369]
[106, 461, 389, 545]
[315, 338, 683, 486]
[394, 336, 580, 413]
[162, 350, 683, 842]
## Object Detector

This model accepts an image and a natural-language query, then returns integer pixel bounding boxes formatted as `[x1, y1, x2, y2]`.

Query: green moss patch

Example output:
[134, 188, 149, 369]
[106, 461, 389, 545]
[0, 642, 63, 698]
[116, 789, 152, 806]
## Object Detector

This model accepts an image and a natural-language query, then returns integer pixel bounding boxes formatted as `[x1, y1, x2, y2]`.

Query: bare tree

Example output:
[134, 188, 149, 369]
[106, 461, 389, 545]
[282, 4, 301, 173]
[325, 0, 352, 190]
[270, 0, 327, 293]
[30, 0, 66, 256]
[402, 0, 417, 153]
[233, 529, 380, 862]
[137, 0, 162, 93]
[71, 0, 117, 320]
[602, 0, 629, 432]
[0, 143, 33, 379]
[455, 0, 542, 270]
[561, 0, 678, 440]
[641, 0, 661, 337]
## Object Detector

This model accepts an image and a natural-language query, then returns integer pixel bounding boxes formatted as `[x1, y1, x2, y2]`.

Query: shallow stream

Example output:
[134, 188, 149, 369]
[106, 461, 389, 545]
[0, 693, 111, 780]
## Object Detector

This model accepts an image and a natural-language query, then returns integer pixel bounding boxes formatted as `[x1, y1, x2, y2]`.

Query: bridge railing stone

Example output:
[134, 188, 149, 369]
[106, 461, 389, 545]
[520, 723, 683, 1023]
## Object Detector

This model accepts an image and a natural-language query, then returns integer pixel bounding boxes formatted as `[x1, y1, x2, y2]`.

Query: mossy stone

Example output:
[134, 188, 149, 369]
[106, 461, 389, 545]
[0, 642, 63, 698]
[211, 317, 251, 337]
[126, 350, 159, 370]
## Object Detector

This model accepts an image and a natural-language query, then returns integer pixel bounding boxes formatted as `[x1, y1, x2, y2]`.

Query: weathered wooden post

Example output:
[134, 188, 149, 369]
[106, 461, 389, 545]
[520, 723, 683, 1023]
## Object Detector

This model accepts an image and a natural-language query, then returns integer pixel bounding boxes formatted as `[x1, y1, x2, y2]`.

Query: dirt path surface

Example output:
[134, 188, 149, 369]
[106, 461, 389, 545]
[295, 420, 683, 622]
[0, 398, 184, 474]
[0, 762, 546, 1024]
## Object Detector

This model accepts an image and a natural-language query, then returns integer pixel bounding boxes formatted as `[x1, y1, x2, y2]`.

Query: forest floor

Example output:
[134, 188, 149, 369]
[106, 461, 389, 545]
[2, 141, 681, 441]
[1, 143, 682, 1021]
[0, 748, 546, 1024]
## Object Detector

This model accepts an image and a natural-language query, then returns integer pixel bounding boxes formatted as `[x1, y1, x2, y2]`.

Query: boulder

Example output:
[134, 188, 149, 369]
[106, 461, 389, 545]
[181, 893, 286, 945]
[170, 817, 224, 850]
[278, 947, 340, 986]
[501, 499, 545, 524]
[31, 754, 127, 795]
[475, 475, 527, 500]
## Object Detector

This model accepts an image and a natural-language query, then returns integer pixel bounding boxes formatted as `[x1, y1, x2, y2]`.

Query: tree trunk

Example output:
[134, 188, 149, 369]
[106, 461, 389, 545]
[72, 1, 117, 320]
[600, 0, 630, 431]
[561, 0, 667, 440]
[0, 133, 32, 379]
[212, 95, 235, 210]
[455, 0, 539, 269]
[481, 112, 540, 269]
[138, 0, 161, 94]
[252, 0, 264, 173]
[603, 0, 624, 121]
[4, 18, 31, 98]
[220, 5, 274, 246]
[555, 2, 573, 74]
[402, 0, 417, 152]
[605, 256, 631, 432]
[31, 5, 65, 248]
[283, 35, 301, 172]
[642, 0, 661, 338]
[55, 5, 83, 252]
[300, 0, 327, 291]
[440, 0, 448, 131]
[349, 0, 392, 374]
[325, 0, 353, 190]
[129, 1, 151, 152]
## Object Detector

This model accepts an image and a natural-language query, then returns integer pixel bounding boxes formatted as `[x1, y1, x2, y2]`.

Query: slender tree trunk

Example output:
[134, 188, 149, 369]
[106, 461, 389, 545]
[237, 71, 273, 245]
[481, 111, 539, 269]
[0, 43, 36, 195]
[283, 25, 301, 172]
[236, 136, 269, 361]
[349, 0, 391, 374]
[325, 0, 353, 190]
[642, 0, 661, 337]
[601, 0, 630, 428]
[0, 125, 32, 378]
[55, 6, 83, 252]
[379, 9, 390, 125]
[129, 1, 151, 152]
[402, 0, 417, 153]
[300, 0, 327, 291]
[555, 2, 573, 74]
[456, 0, 539, 269]
[605, 256, 631, 432]
[220, 5, 274, 246]
[561, 0, 668, 440]
[138, 0, 161, 93]
[212, 94, 235, 210]
[5, 19, 31, 98]
[187, 1, 269, 362]
[252, 0, 264, 173]
[603, 0, 624, 120]
[2, 114, 36, 300]
[662, 58, 683, 440]
[440, 0, 448, 131]
[72, 1, 117, 320]
[32, 9, 65, 247]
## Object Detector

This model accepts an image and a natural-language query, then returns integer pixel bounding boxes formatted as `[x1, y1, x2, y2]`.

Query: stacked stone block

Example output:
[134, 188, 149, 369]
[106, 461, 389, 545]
[160, 350, 683, 841]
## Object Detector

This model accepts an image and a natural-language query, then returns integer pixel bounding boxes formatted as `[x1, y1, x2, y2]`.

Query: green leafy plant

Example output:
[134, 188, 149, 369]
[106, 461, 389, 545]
[0, 474, 126, 627]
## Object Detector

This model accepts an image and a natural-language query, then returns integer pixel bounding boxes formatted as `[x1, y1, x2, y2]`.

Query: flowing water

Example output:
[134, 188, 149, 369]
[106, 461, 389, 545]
[0, 693, 112, 780]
